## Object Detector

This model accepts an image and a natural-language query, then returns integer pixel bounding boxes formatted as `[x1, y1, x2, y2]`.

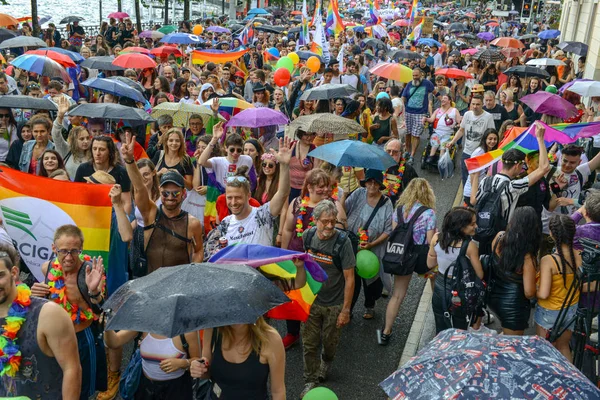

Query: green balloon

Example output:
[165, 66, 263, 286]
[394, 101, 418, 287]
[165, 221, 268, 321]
[302, 386, 339, 400]
[276, 56, 294, 73]
[356, 249, 380, 279]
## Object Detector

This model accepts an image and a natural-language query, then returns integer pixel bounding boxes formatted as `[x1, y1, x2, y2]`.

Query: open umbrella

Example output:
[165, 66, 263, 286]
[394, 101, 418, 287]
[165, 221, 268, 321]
[299, 84, 357, 101]
[152, 102, 225, 127]
[206, 26, 231, 34]
[435, 68, 473, 79]
[559, 78, 594, 94]
[363, 38, 386, 49]
[112, 53, 156, 69]
[380, 329, 600, 400]
[160, 32, 203, 45]
[477, 32, 495, 41]
[565, 80, 600, 97]
[118, 46, 152, 56]
[107, 12, 129, 19]
[68, 103, 155, 124]
[417, 38, 442, 47]
[254, 25, 285, 34]
[538, 29, 561, 40]
[369, 62, 412, 83]
[247, 7, 271, 15]
[448, 22, 468, 32]
[10, 54, 70, 81]
[81, 56, 125, 71]
[388, 49, 422, 61]
[0, 28, 16, 42]
[150, 46, 182, 57]
[526, 57, 566, 67]
[504, 65, 550, 79]
[500, 47, 521, 59]
[446, 39, 468, 49]
[490, 36, 525, 49]
[138, 30, 165, 40]
[0, 95, 57, 111]
[459, 33, 477, 41]
[0, 14, 19, 27]
[296, 51, 324, 62]
[157, 25, 178, 34]
[308, 139, 396, 170]
[26, 50, 76, 68]
[107, 76, 146, 95]
[59, 16, 84, 24]
[520, 91, 578, 119]
[287, 114, 365, 140]
[518, 33, 538, 40]
[44, 47, 85, 63]
[225, 108, 289, 128]
[557, 41, 588, 56]
[81, 77, 147, 104]
[202, 97, 254, 117]
[392, 19, 411, 27]
[104, 263, 290, 337]
[460, 48, 479, 55]
[0, 36, 46, 49]
[472, 48, 505, 62]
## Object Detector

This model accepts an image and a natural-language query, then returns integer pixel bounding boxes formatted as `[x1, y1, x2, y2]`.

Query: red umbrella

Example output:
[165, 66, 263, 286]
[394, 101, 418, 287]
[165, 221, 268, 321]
[112, 53, 157, 69]
[26, 50, 76, 68]
[150, 46, 183, 57]
[290, 10, 302, 15]
[491, 37, 525, 49]
[435, 68, 473, 79]
[119, 47, 153, 57]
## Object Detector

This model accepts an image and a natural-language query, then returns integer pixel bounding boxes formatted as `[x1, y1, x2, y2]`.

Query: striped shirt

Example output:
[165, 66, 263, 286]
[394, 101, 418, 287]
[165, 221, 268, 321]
[475, 173, 530, 222]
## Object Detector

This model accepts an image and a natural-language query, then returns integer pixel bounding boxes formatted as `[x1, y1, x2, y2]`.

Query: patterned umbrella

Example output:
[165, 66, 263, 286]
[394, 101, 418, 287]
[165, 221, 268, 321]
[151, 102, 226, 127]
[201, 97, 254, 118]
[369, 62, 412, 83]
[287, 114, 366, 140]
[472, 49, 505, 63]
[26, 50, 76, 68]
[380, 329, 600, 400]
[10, 54, 70, 81]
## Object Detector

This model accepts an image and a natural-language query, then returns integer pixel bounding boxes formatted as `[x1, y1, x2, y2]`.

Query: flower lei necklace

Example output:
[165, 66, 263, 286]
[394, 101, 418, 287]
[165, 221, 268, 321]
[331, 185, 339, 201]
[296, 196, 315, 237]
[382, 157, 406, 197]
[358, 227, 369, 246]
[47, 254, 101, 324]
[0, 284, 31, 377]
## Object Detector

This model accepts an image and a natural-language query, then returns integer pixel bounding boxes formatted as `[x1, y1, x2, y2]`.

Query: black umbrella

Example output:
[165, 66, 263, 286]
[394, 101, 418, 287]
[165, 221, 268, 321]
[363, 38, 386, 50]
[296, 51, 323, 62]
[300, 83, 357, 101]
[472, 48, 505, 62]
[0, 95, 57, 111]
[254, 25, 285, 34]
[504, 65, 550, 78]
[449, 22, 468, 32]
[557, 41, 588, 56]
[67, 103, 155, 124]
[446, 39, 468, 49]
[81, 56, 125, 71]
[459, 33, 477, 41]
[518, 33, 538, 40]
[59, 16, 84, 24]
[438, 16, 450, 22]
[0, 36, 46, 49]
[388, 49, 422, 60]
[104, 263, 290, 337]
[288, 26, 301, 33]
[0, 28, 16, 43]
[433, 20, 445, 27]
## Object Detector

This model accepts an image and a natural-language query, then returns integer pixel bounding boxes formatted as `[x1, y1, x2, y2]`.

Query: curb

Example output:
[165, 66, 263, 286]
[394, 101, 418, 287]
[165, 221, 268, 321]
[398, 182, 463, 368]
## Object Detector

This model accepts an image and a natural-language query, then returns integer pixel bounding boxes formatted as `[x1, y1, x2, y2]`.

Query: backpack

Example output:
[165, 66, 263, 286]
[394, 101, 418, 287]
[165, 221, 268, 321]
[474, 177, 509, 246]
[382, 206, 430, 275]
[304, 227, 355, 271]
[442, 239, 486, 322]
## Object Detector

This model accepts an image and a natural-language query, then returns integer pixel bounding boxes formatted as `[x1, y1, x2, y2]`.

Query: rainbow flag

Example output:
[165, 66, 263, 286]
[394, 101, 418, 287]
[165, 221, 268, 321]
[366, 0, 382, 27]
[310, 41, 324, 56]
[326, 0, 344, 37]
[408, 0, 418, 25]
[407, 18, 424, 42]
[298, 0, 310, 48]
[209, 244, 327, 321]
[191, 48, 249, 64]
[204, 173, 221, 236]
[310, 0, 322, 27]
[0, 168, 111, 284]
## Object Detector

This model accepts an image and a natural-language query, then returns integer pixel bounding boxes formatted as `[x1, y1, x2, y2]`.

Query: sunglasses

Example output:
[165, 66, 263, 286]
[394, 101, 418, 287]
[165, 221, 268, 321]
[226, 176, 247, 183]
[0, 114, 10, 118]
[262, 162, 275, 168]
[161, 190, 182, 198]
[228, 147, 243, 154]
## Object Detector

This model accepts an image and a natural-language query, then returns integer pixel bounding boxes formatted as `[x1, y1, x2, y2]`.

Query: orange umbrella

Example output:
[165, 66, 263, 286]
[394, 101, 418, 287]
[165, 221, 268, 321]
[26, 50, 76, 68]
[291, 10, 302, 15]
[491, 37, 525, 49]
[369, 62, 413, 83]
[112, 53, 157, 69]
[0, 14, 19, 27]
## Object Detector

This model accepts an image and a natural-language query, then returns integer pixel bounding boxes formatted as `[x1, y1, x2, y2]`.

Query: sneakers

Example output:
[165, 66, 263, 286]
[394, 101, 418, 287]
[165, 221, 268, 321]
[318, 359, 332, 382]
[282, 333, 300, 350]
[377, 329, 391, 346]
[299, 382, 317, 399]
[96, 370, 120, 400]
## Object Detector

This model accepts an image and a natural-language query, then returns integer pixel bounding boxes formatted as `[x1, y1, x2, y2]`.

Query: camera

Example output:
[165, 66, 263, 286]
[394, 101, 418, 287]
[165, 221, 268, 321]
[579, 237, 600, 273]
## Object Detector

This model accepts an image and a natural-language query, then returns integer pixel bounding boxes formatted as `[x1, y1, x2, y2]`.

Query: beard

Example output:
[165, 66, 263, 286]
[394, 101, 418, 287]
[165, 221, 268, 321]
[0, 276, 14, 305]
[412, 78, 422, 87]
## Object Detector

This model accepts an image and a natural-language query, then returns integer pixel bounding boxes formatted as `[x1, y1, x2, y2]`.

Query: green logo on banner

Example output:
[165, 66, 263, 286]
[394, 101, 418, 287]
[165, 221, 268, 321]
[1, 205, 36, 240]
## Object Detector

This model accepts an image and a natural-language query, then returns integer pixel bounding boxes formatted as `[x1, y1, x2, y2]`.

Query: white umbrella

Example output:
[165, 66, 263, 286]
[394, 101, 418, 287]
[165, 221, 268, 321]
[565, 81, 600, 97]
[526, 58, 566, 67]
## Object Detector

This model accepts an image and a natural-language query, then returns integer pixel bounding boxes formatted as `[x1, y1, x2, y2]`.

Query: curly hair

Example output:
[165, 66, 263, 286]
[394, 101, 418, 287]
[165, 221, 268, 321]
[439, 207, 475, 252]
[497, 206, 541, 274]
[548, 214, 578, 288]
[395, 178, 436, 211]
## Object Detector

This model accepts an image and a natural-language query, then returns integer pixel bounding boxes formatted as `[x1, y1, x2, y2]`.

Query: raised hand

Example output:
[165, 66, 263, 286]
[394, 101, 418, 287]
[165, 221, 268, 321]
[85, 256, 105, 294]
[210, 97, 220, 113]
[534, 121, 546, 139]
[271, 136, 296, 165]
[212, 121, 225, 142]
[121, 132, 136, 163]
[109, 184, 123, 206]
[56, 95, 70, 117]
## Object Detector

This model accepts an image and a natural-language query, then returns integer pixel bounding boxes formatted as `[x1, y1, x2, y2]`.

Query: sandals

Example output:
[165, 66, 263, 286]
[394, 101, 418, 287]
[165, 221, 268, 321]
[363, 308, 375, 320]
[377, 329, 392, 346]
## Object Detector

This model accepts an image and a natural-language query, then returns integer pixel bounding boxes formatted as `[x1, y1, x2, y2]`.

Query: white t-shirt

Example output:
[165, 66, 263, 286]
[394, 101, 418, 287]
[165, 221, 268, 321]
[208, 156, 254, 188]
[221, 202, 275, 246]
[463, 147, 485, 198]
[341, 74, 359, 90]
[460, 111, 496, 155]
[391, 97, 405, 130]
[433, 107, 458, 139]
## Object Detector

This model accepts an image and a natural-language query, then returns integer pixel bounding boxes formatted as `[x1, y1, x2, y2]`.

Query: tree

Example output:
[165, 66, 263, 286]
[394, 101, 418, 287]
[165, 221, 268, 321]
[135, 0, 142, 33]
[31, 0, 40, 37]
[184, 0, 190, 21]
[164, 0, 169, 24]
[117, 0, 122, 12]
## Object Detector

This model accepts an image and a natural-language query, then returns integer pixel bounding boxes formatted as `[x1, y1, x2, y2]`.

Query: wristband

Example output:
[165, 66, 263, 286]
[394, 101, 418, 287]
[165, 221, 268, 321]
[89, 291, 102, 299]
[550, 182, 561, 195]
[124, 158, 135, 164]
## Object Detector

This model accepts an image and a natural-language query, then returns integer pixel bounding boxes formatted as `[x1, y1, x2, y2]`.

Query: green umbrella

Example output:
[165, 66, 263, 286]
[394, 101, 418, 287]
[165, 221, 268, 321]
[158, 25, 177, 34]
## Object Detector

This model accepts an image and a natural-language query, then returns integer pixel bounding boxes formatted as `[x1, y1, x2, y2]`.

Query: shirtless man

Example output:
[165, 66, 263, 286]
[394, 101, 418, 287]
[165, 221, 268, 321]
[30, 225, 107, 399]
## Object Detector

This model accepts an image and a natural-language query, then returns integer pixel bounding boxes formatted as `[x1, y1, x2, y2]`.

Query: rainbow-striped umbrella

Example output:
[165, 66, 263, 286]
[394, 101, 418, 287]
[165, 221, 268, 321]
[10, 54, 70, 81]
[202, 97, 254, 118]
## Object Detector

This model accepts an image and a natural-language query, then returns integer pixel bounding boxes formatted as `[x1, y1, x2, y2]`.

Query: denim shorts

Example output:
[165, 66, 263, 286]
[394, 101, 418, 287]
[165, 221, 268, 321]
[534, 303, 578, 331]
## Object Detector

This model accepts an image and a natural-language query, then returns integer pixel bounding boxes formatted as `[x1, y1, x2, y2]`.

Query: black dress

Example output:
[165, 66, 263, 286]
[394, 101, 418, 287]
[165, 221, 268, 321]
[488, 261, 532, 331]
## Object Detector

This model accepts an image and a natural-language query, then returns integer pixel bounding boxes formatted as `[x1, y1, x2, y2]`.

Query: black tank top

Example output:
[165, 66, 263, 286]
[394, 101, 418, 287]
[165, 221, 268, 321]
[210, 333, 269, 399]
[0, 297, 62, 398]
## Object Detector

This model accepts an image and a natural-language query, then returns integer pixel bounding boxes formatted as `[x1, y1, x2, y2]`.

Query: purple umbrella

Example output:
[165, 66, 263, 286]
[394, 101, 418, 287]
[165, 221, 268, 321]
[520, 91, 578, 119]
[207, 26, 231, 34]
[559, 78, 594, 94]
[477, 32, 495, 41]
[139, 30, 165, 40]
[225, 107, 289, 128]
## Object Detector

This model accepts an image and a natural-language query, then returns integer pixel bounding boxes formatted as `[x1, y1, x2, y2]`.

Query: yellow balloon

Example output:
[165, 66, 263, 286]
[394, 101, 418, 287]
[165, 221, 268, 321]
[288, 52, 299, 65]
[193, 25, 203, 35]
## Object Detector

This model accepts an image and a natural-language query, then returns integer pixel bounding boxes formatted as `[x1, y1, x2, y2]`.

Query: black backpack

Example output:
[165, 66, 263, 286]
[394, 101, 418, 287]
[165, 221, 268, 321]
[474, 177, 509, 245]
[443, 239, 486, 322]
[304, 227, 354, 271]
[382, 206, 430, 275]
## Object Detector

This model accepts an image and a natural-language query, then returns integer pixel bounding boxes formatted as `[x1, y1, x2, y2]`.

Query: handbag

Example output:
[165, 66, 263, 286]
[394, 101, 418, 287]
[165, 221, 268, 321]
[119, 335, 143, 400]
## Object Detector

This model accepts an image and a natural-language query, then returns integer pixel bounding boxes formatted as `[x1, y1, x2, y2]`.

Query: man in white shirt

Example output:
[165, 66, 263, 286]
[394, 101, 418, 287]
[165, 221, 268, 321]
[431, 44, 443, 69]
[340, 60, 361, 92]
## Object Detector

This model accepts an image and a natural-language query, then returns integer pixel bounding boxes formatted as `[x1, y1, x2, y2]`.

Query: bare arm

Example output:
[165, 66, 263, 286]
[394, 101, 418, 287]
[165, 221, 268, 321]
[121, 133, 156, 224]
[537, 256, 554, 300]
[340, 268, 355, 315]
[110, 185, 133, 243]
[523, 255, 537, 299]
[190, 217, 204, 263]
[266, 329, 286, 400]
[449, 127, 465, 147]
[466, 241, 484, 280]
[269, 137, 294, 217]
[104, 330, 139, 349]
[427, 233, 439, 269]
[527, 122, 550, 187]
[280, 199, 296, 250]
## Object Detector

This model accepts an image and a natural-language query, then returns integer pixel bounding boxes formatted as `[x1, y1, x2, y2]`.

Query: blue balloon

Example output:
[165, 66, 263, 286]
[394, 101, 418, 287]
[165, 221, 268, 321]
[267, 47, 280, 58]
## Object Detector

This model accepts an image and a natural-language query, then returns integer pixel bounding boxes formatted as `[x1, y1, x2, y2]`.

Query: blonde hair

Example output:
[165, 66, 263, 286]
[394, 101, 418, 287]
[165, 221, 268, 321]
[217, 317, 274, 356]
[160, 128, 187, 159]
[396, 178, 436, 210]
[68, 126, 91, 160]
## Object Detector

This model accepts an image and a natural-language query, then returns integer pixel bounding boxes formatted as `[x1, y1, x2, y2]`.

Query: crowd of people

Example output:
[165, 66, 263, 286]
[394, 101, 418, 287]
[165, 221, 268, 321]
[0, 1, 597, 399]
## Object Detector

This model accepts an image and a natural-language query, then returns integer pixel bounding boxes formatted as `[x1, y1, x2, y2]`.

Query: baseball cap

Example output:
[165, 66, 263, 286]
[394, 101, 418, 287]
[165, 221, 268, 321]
[160, 170, 185, 188]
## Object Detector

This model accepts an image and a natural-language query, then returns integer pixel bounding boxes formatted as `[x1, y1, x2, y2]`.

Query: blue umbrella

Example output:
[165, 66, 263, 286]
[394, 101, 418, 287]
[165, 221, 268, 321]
[160, 33, 204, 45]
[46, 47, 85, 63]
[538, 29, 561, 39]
[308, 140, 396, 170]
[10, 54, 70, 81]
[247, 7, 270, 15]
[380, 329, 600, 399]
[417, 38, 442, 47]
[81, 77, 146, 104]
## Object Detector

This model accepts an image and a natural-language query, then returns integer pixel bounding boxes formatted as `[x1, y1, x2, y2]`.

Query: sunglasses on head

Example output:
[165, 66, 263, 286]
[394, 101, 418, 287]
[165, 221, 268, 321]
[161, 190, 182, 198]
[228, 147, 243, 154]
[262, 162, 275, 168]
[226, 176, 247, 183]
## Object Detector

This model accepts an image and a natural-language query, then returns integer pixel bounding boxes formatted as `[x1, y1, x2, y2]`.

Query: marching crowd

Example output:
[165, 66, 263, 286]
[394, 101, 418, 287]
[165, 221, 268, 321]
[0, 2, 597, 399]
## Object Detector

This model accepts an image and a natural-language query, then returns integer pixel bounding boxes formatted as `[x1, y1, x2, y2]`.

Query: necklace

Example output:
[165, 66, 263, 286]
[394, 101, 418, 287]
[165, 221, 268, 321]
[47, 255, 101, 324]
[383, 158, 406, 197]
[0, 284, 31, 377]
[331, 185, 339, 201]
[295, 196, 315, 238]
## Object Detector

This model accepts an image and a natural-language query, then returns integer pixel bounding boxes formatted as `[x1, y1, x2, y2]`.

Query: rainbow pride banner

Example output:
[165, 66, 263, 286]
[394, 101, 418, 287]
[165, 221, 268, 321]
[191, 48, 249, 64]
[0, 168, 112, 283]
[210, 244, 327, 321]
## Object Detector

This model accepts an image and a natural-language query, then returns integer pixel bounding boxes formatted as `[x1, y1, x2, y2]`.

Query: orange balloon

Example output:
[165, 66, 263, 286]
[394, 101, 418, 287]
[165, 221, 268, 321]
[306, 56, 321, 73]
[193, 25, 203, 35]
